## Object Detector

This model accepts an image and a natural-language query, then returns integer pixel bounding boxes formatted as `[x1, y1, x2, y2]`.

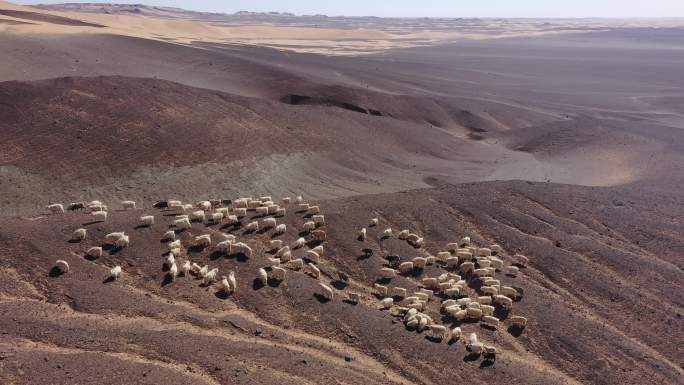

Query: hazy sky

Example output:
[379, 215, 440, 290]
[15, 0, 684, 18]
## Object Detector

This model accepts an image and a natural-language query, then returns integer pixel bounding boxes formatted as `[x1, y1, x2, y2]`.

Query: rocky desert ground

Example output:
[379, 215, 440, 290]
[0, 1, 682, 384]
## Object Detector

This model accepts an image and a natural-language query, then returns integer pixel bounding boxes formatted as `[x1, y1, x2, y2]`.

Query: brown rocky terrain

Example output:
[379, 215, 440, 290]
[0, 1, 682, 384]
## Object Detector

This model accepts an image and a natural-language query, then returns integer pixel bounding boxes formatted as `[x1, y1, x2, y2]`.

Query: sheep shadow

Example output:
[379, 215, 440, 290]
[103, 244, 123, 255]
[228, 252, 249, 263]
[343, 299, 359, 306]
[313, 293, 331, 303]
[187, 245, 206, 254]
[82, 220, 103, 226]
[507, 325, 525, 337]
[357, 248, 373, 260]
[214, 291, 230, 300]
[480, 323, 497, 331]
[102, 276, 116, 284]
[480, 359, 495, 368]
[242, 228, 257, 235]
[161, 274, 174, 287]
[425, 335, 445, 343]
[256, 227, 271, 235]
[134, 224, 150, 230]
[494, 307, 510, 320]
[220, 223, 240, 231]
[252, 279, 265, 290]
[306, 239, 323, 248]
[267, 278, 282, 288]
[209, 251, 225, 261]
[270, 232, 282, 239]
[48, 266, 65, 277]
[463, 353, 480, 362]
[331, 280, 348, 290]
[84, 254, 99, 261]
[67, 239, 81, 244]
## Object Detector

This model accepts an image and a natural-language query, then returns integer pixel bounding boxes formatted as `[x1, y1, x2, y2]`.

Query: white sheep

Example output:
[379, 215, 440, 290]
[226, 215, 239, 224]
[86, 246, 102, 258]
[169, 262, 178, 282]
[513, 254, 529, 266]
[234, 208, 247, 218]
[257, 268, 268, 285]
[311, 230, 327, 242]
[500, 286, 518, 298]
[382, 228, 392, 238]
[245, 221, 259, 232]
[482, 315, 500, 327]
[121, 200, 136, 210]
[379, 297, 394, 309]
[266, 257, 281, 267]
[54, 260, 70, 274]
[491, 244, 503, 254]
[276, 245, 290, 257]
[477, 296, 493, 305]
[347, 293, 360, 304]
[286, 258, 304, 270]
[369, 218, 378, 227]
[318, 283, 334, 300]
[204, 268, 219, 285]
[274, 223, 286, 235]
[306, 263, 321, 279]
[195, 234, 212, 248]
[47, 203, 65, 214]
[297, 203, 310, 211]
[139, 215, 154, 226]
[399, 261, 414, 274]
[220, 275, 233, 294]
[72, 228, 87, 241]
[181, 260, 192, 277]
[110, 266, 122, 280]
[312, 215, 325, 225]
[270, 266, 286, 281]
[428, 325, 450, 341]
[494, 295, 513, 309]
[459, 262, 475, 273]
[105, 232, 125, 243]
[174, 217, 191, 229]
[91, 210, 107, 222]
[233, 198, 248, 209]
[164, 253, 176, 268]
[161, 230, 175, 241]
[256, 206, 269, 216]
[166, 240, 181, 251]
[509, 315, 528, 327]
[391, 287, 407, 298]
[227, 271, 237, 293]
[460, 236, 471, 246]
[296, 195, 304, 204]
[282, 197, 291, 204]
[312, 245, 324, 257]
[198, 265, 209, 278]
[396, 230, 409, 240]
[481, 305, 495, 316]
[481, 286, 498, 296]
[305, 250, 320, 263]
[450, 327, 463, 342]
[412, 257, 426, 269]
[205, 212, 223, 224]
[232, 242, 253, 257]
[303, 221, 316, 232]
[262, 217, 277, 229]
[379, 268, 397, 279]
[197, 201, 211, 211]
[293, 237, 306, 249]
[114, 235, 130, 248]
[275, 208, 286, 217]
[374, 283, 388, 296]
[504, 266, 520, 277]
[358, 228, 367, 241]
[308, 205, 320, 214]
[270, 239, 283, 250]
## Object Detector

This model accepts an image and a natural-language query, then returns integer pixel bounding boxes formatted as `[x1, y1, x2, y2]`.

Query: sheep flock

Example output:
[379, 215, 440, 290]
[46, 195, 531, 364]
